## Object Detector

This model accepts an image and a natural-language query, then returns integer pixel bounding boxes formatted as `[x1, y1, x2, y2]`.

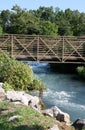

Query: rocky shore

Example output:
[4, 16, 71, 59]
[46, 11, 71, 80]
[0, 82, 85, 130]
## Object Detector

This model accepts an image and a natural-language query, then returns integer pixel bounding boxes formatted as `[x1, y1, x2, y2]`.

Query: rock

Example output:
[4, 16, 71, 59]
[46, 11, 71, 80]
[24, 93, 40, 108]
[0, 83, 5, 93]
[6, 90, 41, 111]
[13, 101, 24, 106]
[42, 109, 53, 117]
[8, 115, 21, 122]
[72, 119, 85, 130]
[52, 106, 70, 124]
[21, 94, 29, 106]
[0, 93, 6, 101]
[6, 91, 24, 101]
[0, 82, 6, 100]
[41, 106, 70, 124]
[48, 125, 59, 130]
[55, 113, 64, 122]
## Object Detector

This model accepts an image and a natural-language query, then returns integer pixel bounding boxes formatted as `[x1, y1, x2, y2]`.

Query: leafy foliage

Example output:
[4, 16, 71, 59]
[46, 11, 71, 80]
[40, 20, 57, 35]
[77, 66, 85, 78]
[3, 82, 13, 92]
[31, 78, 46, 91]
[0, 25, 3, 34]
[0, 5, 85, 36]
[0, 51, 45, 91]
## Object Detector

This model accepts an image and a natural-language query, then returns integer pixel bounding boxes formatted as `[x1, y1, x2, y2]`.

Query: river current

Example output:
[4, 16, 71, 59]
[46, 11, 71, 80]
[29, 62, 85, 121]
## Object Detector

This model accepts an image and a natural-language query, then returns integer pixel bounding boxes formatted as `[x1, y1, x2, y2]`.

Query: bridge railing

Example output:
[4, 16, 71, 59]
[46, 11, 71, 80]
[0, 34, 85, 63]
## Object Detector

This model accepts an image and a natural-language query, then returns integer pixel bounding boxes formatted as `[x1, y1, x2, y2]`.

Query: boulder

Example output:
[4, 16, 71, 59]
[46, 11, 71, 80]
[6, 91, 25, 101]
[41, 109, 53, 117]
[52, 106, 70, 124]
[72, 119, 85, 130]
[41, 106, 70, 124]
[6, 90, 41, 111]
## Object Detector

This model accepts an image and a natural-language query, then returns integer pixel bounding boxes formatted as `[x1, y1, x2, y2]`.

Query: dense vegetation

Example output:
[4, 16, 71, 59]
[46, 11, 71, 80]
[0, 51, 45, 91]
[77, 66, 85, 79]
[0, 5, 85, 36]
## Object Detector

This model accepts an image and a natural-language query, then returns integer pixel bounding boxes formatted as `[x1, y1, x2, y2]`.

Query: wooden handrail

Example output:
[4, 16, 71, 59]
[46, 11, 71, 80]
[0, 34, 85, 64]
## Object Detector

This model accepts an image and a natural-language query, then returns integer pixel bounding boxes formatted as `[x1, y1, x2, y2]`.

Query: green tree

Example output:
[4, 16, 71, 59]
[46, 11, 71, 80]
[70, 10, 81, 36]
[77, 13, 85, 35]
[65, 8, 74, 22]
[55, 10, 73, 35]
[34, 6, 55, 22]
[0, 9, 11, 33]
[0, 5, 85, 36]
[27, 12, 40, 34]
[40, 20, 58, 35]
[9, 5, 28, 34]
[8, 5, 40, 34]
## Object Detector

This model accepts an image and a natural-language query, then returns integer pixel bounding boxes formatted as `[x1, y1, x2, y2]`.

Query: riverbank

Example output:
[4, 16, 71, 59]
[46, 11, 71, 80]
[0, 101, 74, 130]
[0, 84, 74, 130]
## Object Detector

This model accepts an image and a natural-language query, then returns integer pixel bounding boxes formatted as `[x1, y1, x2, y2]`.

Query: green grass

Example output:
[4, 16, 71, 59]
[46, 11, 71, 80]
[0, 101, 56, 130]
[0, 101, 74, 130]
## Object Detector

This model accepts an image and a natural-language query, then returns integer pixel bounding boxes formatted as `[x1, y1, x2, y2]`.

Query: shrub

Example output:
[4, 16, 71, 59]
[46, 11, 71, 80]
[77, 66, 85, 78]
[0, 51, 45, 91]
[3, 82, 13, 92]
[31, 78, 45, 91]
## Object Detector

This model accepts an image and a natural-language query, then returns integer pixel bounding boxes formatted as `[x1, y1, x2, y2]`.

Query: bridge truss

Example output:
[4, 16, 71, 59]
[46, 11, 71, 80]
[0, 35, 85, 64]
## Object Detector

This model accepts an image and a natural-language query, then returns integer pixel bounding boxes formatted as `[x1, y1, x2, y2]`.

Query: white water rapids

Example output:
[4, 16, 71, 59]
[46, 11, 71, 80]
[29, 62, 85, 121]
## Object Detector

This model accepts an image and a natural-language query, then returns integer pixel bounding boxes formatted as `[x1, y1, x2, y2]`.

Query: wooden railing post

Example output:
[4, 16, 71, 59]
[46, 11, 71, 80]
[62, 36, 64, 62]
[11, 35, 13, 58]
[37, 35, 39, 62]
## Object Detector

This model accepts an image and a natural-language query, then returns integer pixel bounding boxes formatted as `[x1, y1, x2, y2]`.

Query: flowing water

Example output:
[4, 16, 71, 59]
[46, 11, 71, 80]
[29, 62, 85, 121]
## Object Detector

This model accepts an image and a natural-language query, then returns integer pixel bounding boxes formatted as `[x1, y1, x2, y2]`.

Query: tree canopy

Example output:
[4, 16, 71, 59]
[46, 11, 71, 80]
[0, 5, 85, 36]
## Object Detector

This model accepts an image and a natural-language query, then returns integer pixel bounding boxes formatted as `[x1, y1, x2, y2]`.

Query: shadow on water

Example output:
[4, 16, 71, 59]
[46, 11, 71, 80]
[29, 62, 78, 74]
[49, 63, 80, 74]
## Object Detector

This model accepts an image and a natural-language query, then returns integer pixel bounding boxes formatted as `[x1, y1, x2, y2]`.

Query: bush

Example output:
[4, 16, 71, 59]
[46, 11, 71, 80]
[3, 82, 13, 92]
[77, 66, 85, 78]
[31, 79, 46, 91]
[0, 51, 45, 91]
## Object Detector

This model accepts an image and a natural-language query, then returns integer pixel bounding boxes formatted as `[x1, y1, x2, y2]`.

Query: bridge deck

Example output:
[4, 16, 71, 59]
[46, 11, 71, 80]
[0, 35, 85, 64]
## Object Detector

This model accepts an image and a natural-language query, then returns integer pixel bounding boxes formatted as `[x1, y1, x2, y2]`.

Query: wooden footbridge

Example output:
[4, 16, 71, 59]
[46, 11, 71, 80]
[0, 34, 85, 64]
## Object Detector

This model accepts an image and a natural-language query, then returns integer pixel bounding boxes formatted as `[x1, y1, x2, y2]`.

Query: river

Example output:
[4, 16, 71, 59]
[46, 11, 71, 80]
[29, 62, 85, 121]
